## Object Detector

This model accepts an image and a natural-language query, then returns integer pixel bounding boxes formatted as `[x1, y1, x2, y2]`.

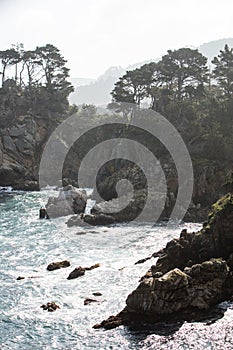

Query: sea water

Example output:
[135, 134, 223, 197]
[0, 191, 232, 350]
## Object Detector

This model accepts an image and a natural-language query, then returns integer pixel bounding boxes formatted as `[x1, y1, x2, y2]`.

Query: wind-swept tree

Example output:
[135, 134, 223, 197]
[0, 48, 20, 85]
[212, 44, 233, 97]
[35, 44, 73, 97]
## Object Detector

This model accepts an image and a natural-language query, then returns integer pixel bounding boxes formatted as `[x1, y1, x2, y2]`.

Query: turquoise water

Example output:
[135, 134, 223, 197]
[0, 191, 232, 349]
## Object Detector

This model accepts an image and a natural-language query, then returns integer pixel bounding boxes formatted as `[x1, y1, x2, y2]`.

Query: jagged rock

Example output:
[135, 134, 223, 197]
[84, 213, 116, 226]
[91, 189, 166, 223]
[84, 263, 100, 271]
[2, 135, 19, 155]
[66, 215, 88, 227]
[66, 188, 166, 227]
[66, 213, 116, 227]
[46, 185, 87, 218]
[47, 260, 70, 271]
[93, 159, 231, 223]
[0, 115, 50, 189]
[67, 266, 85, 280]
[66, 263, 100, 280]
[8, 125, 26, 137]
[126, 259, 228, 315]
[40, 302, 60, 312]
[16, 276, 25, 280]
[95, 194, 233, 329]
[84, 298, 98, 305]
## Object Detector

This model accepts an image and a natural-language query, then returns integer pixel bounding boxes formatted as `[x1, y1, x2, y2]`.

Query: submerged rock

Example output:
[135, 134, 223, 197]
[47, 260, 70, 271]
[94, 194, 233, 329]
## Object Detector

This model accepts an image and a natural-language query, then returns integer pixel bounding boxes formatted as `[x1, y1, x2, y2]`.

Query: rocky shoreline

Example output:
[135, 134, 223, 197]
[0, 111, 232, 223]
[93, 193, 233, 329]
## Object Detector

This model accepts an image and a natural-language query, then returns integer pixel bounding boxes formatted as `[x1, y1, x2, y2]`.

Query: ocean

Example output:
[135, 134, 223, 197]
[0, 190, 232, 349]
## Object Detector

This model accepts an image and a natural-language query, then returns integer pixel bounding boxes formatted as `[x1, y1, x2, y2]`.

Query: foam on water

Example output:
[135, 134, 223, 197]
[0, 192, 232, 350]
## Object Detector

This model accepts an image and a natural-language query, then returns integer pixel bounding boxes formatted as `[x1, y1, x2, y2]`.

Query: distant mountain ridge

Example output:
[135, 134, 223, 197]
[69, 38, 233, 106]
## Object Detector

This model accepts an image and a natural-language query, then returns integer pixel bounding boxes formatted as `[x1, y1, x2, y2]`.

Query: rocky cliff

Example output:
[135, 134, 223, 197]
[94, 193, 233, 329]
[0, 114, 55, 190]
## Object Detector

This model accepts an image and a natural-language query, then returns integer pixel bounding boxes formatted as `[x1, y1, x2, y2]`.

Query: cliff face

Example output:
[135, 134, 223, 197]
[92, 158, 231, 222]
[0, 114, 52, 190]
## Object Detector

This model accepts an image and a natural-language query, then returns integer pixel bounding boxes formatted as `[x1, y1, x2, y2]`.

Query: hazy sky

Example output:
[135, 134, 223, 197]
[1, 0, 233, 78]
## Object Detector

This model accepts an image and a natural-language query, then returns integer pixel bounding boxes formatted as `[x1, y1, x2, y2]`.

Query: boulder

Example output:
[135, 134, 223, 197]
[67, 266, 85, 280]
[66, 215, 88, 227]
[84, 263, 100, 271]
[46, 185, 87, 218]
[47, 260, 70, 271]
[84, 213, 116, 226]
[67, 263, 100, 279]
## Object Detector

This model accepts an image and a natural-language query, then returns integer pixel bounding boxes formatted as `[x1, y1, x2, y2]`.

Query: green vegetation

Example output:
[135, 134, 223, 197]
[205, 193, 233, 232]
[0, 43, 73, 127]
[109, 45, 233, 161]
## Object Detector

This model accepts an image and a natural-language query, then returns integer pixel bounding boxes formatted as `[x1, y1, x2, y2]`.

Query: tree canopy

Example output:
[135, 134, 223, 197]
[109, 45, 233, 161]
[0, 43, 73, 123]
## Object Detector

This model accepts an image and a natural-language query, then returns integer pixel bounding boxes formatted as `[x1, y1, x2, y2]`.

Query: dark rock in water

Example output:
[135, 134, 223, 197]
[93, 313, 125, 330]
[94, 194, 233, 329]
[84, 213, 116, 226]
[67, 266, 85, 280]
[39, 208, 47, 219]
[40, 302, 60, 312]
[84, 298, 98, 305]
[84, 263, 100, 271]
[16, 275, 42, 280]
[66, 263, 100, 280]
[66, 213, 116, 227]
[47, 260, 70, 271]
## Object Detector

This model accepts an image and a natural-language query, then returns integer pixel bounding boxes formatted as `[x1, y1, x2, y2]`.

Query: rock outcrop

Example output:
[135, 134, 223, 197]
[0, 114, 54, 190]
[67, 263, 100, 280]
[94, 194, 233, 329]
[67, 266, 86, 280]
[46, 260, 71, 271]
[46, 185, 87, 218]
[93, 160, 231, 223]
[66, 189, 167, 226]
[40, 302, 60, 312]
